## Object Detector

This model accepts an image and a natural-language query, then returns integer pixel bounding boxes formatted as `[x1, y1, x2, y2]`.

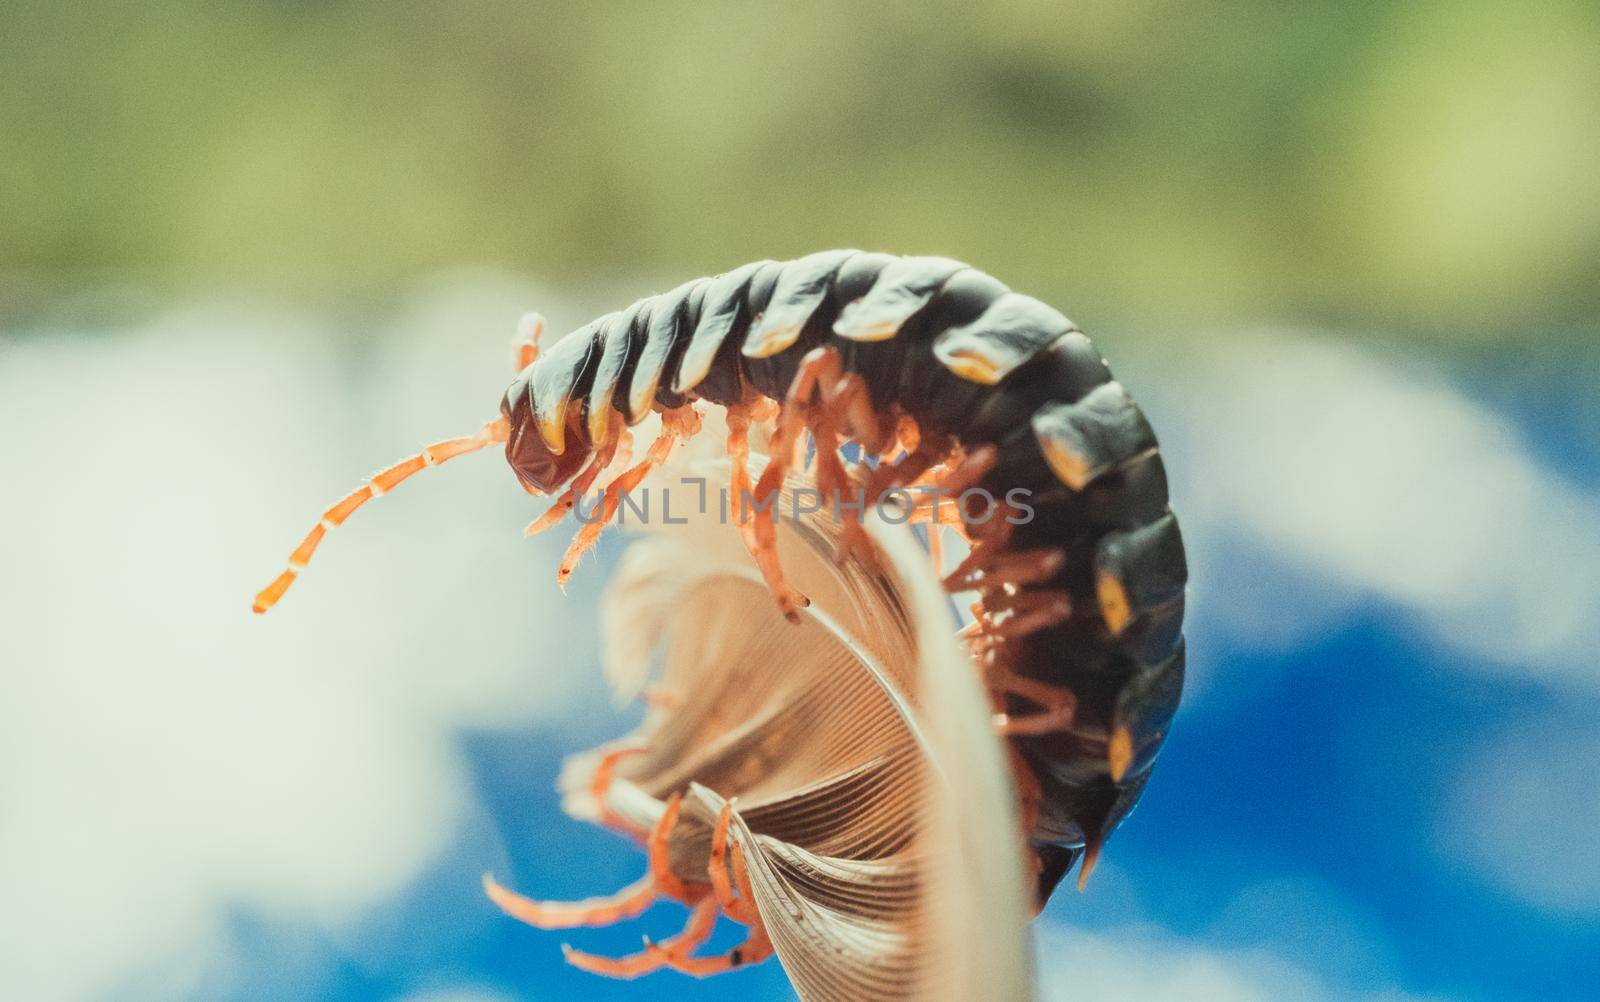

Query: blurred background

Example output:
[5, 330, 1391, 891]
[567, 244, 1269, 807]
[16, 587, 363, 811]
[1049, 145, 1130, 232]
[3, 3, 1597, 1000]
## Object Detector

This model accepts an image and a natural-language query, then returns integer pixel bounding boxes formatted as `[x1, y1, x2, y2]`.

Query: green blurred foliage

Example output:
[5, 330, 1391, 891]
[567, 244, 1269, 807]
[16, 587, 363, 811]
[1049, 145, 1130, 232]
[2, 1, 1597, 338]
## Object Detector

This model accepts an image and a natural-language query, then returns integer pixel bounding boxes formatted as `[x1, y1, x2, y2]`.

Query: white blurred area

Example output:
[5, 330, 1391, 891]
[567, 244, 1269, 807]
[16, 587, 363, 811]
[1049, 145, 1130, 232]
[1035, 921, 1449, 1002]
[1036, 864, 1443, 1002]
[1152, 329, 1600, 700]
[391, 989, 517, 1002]
[0, 274, 609, 1001]
[1442, 721, 1600, 915]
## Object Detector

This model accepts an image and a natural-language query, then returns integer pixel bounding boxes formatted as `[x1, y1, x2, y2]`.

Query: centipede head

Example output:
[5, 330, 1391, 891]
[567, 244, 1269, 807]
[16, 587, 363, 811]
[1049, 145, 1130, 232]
[501, 375, 594, 494]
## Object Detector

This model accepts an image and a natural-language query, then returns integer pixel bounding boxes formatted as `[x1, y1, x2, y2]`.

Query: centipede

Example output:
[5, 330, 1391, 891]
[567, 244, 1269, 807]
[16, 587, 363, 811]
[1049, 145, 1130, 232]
[253, 250, 1186, 995]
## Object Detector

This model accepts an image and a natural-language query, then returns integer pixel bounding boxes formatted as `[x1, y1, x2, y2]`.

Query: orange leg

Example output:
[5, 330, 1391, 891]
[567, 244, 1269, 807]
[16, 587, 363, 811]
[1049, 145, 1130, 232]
[646, 793, 705, 904]
[560, 797, 778, 982]
[728, 403, 807, 619]
[982, 588, 1073, 640]
[963, 597, 1009, 677]
[861, 442, 947, 543]
[745, 392, 814, 621]
[745, 346, 886, 618]
[555, 457, 649, 584]
[811, 404, 880, 571]
[726, 404, 757, 550]
[874, 445, 939, 496]
[661, 808, 775, 976]
[525, 422, 632, 536]
[654, 896, 720, 954]
[956, 618, 985, 645]
[992, 670, 1078, 737]
[563, 897, 719, 979]
[252, 416, 511, 613]
[922, 443, 998, 497]
[591, 744, 651, 842]
[854, 439, 968, 579]
[726, 401, 754, 528]
[521, 793, 782, 982]
[942, 539, 1003, 597]
[894, 442, 1002, 549]
[797, 347, 886, 454]
[483, 872, 656, 931]
[802, 403, 846, 519]
[943, 547, 1067, 593]
[829, 374, 887, 455]
[745, 465, 805, 622]
[485, 788, 703, 940]
[484, 765, 650, 932]
[904, 495, 969, 529]
[556, 407, 697, 586]
[662, 924, 774, 978]
[707, 800, 757, 924]
[860, 440, 952, 579]
[748, 396, 780, 423]
[938, 514, 1018, 598]
[514, 312, 546, 371]
[803, 349, 930, 570]
[902, 496, 960, 541]
[560, 792, 716, 978]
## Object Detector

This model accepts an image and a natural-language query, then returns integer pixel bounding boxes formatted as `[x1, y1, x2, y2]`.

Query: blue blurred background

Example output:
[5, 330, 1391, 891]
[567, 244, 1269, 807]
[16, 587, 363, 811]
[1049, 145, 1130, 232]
[3, 4, 1597, 1000]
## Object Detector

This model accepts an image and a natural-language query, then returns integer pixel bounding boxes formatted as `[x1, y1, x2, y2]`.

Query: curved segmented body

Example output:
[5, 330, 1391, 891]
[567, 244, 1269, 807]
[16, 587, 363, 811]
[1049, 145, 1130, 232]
[499, 250, 1187, 905]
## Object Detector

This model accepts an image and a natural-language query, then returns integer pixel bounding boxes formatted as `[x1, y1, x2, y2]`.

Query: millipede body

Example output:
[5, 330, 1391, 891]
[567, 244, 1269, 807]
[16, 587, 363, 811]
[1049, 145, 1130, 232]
[254, 250, 1187, 991]
[496, 251, 1186, 898]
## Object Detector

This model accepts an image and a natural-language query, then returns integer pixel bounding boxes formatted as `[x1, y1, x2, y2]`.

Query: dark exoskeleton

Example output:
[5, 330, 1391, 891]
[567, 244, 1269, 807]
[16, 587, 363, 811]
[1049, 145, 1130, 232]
[498, 250, 1188, 907]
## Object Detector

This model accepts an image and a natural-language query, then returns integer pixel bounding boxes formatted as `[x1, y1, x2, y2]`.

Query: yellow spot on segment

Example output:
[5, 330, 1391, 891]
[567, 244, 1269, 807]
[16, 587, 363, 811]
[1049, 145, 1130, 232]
[1097, 568, 1131, 635]
[1109, 726, 1133, 782]
[1039, 436, 1093, 490]
[672, 342, 717, 395]
[587, 390, 615, 447]
[832, 318, 901, 342]
[743, 322, 802, 358]
[1077, 841, 1102, 892]
[939, 349, 1004, 384]
[537, 408, 567, 455]
[627, 372, 660, 425]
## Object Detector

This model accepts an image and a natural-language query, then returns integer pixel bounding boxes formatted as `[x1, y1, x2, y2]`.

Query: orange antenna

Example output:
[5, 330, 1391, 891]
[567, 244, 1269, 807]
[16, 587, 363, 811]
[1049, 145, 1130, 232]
[252, 415, 512, 614]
